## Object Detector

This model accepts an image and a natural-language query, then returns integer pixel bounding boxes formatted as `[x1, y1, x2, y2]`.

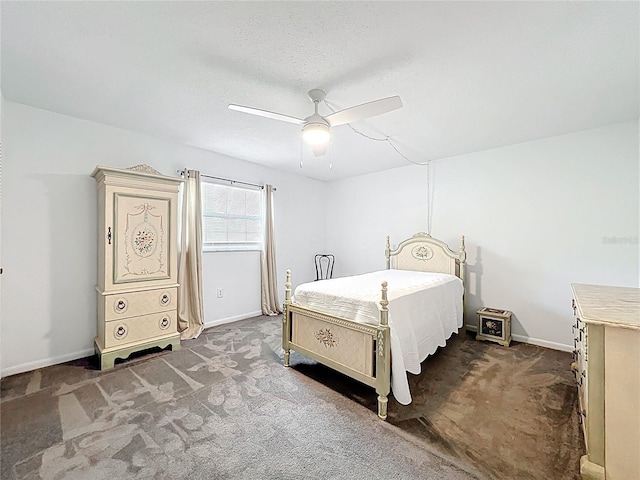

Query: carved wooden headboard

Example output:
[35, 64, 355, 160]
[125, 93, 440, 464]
[385, 232, 466, 285]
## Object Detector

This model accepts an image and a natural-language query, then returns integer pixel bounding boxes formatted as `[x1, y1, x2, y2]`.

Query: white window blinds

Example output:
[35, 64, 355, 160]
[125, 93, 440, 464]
[201, 181, 263, 251]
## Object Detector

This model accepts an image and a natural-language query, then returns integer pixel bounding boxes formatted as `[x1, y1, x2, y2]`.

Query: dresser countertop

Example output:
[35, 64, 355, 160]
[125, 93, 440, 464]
[571, 283, 640, 330]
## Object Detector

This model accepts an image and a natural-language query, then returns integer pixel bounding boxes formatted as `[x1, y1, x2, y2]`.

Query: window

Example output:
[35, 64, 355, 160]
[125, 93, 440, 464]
[201, 180, 263, 251]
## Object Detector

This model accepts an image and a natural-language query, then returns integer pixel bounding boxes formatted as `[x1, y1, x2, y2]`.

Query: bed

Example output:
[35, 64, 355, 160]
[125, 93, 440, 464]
[282, 232, 466, 420]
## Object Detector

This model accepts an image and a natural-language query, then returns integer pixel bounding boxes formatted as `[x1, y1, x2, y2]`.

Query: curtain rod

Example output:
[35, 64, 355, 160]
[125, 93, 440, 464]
[177, 169, 276, 191]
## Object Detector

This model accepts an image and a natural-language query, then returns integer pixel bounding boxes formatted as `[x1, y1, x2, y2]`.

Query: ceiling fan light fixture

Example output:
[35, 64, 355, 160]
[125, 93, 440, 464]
[302, 122, 331, 145]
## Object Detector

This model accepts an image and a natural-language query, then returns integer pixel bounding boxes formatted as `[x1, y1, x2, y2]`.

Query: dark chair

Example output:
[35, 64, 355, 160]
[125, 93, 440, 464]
[314, 254, 335, 281]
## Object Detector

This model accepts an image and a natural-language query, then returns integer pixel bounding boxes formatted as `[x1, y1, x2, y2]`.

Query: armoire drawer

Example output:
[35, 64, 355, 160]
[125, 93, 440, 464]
[103, 310, 177, 348]
[101, 288, 177, 321]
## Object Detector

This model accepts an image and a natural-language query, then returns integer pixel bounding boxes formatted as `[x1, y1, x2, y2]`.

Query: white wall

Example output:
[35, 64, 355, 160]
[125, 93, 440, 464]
[1, 101, 326, 376]
[325, 121, 639, 350]
[0, 96, 4, 377]
[2, 100, 637, 375]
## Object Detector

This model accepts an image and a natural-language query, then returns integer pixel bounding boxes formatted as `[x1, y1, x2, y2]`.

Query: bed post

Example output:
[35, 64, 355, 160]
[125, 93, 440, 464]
[459, 235, 467, 335]
[282, 269, 292, 367]
[385, 235, 391, 270]
[459, 235, 466, 286]
[376, 280, 391, 420]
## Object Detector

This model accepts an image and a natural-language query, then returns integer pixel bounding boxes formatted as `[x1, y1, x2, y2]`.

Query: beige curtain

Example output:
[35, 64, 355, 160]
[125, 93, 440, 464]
[177, 170, 205, 339]
[261, 184, 281, 315]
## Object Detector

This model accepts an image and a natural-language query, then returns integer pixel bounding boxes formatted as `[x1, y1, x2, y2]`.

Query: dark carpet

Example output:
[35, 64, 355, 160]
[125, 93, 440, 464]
[1, 316, 583, 479]
[295, 327, 584, 480]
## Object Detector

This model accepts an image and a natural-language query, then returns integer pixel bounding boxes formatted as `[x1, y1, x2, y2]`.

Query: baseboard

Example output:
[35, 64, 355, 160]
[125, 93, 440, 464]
[1, 347, 96, 379]
[465, 324, 573, 352]
[204, 310, 264, 330]
[4, 316, 569, 378]
[1, 311, 266, 379]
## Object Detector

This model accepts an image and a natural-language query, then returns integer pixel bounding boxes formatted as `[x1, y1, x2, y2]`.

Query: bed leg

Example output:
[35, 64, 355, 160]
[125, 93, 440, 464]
[283, 349, 290, 367]
[377, 395, 388, 420]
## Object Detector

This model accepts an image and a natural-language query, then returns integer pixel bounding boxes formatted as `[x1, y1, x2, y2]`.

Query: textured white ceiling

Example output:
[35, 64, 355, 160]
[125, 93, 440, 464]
[2, 1, 638, 181]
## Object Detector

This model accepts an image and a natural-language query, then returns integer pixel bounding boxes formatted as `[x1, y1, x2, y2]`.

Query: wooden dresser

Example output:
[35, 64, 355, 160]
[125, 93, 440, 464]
[92, 165, 183, 369]
[571, 283, 640, 480]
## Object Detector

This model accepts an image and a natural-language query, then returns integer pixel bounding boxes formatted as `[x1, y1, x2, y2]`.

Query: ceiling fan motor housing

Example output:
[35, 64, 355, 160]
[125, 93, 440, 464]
[308, 89, 327, 103]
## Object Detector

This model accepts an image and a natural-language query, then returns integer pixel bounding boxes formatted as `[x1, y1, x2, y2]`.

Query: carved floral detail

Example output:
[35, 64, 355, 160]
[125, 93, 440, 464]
[411, 244, 433, 261]
[377, 330, 385, 356]
[127, 164, 162, 175]
[315, 329, 339, 348]
[134, 227, 156, 256]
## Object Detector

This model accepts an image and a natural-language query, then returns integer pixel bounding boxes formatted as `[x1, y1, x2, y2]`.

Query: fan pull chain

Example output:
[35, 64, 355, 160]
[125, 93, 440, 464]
[299, 137, 304, 168]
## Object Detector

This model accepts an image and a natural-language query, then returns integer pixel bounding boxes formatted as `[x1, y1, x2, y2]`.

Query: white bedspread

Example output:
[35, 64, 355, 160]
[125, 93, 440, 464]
[292, 269, 463, 405]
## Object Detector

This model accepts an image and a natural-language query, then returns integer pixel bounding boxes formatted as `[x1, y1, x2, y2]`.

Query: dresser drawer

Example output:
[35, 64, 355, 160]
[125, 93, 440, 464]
[102, 288, 177, 321]
[104, 310, 177, 348]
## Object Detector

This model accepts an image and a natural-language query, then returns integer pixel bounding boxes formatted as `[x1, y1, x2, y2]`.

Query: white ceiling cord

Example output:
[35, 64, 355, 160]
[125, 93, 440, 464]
[323, 100, 429, 167]
[324, 99, 433, 234]
[426, 161, 433, 235]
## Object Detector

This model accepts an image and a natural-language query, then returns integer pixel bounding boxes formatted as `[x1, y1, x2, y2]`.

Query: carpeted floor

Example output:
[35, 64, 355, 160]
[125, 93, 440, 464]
[295, 326, 584, 480]
[1, 316, 583, 479]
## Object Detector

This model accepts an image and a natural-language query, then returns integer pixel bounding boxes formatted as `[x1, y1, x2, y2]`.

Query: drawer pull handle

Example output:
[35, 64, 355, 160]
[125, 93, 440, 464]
[159, 317, 170, 329]
[160, 294, 170, 305]
[114, 299, 128, 313]
[114, 325, 128, 339]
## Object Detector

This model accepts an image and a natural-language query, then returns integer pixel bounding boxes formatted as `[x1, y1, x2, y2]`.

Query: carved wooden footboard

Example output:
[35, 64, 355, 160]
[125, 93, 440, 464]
[282, 270, 392, 419]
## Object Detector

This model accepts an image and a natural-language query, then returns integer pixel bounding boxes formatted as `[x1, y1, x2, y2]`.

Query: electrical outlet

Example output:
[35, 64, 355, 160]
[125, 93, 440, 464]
[217, 288, 223, 298]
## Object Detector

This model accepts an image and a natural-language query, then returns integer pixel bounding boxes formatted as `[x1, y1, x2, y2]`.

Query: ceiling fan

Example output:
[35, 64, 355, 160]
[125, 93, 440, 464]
[228, 89, 403, 156]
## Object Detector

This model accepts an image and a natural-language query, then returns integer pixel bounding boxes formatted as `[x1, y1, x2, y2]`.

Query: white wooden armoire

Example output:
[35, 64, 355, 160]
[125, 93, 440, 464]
[92, 165, 183, 369]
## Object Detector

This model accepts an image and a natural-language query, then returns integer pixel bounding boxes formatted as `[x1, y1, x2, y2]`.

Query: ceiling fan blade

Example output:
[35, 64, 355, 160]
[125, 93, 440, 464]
[312, 144, 326, 157]
[228, 104, 305, 125]
[325, 96, 402, 127]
